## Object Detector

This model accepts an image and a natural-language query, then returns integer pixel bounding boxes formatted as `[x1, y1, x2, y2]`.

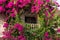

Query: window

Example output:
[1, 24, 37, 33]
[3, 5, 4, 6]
[25, 16, 37, 24]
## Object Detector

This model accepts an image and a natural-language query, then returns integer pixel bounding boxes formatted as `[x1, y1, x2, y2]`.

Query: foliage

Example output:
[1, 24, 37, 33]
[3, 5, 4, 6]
[0, 0, 60, 40]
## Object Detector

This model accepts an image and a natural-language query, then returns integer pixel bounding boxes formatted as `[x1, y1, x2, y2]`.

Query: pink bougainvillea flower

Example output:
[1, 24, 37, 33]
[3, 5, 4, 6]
[0, 0, 6, 4]
[33, 0, 37, 4]
[49, 13, 54, 19]
[3, 31, 12, 39]
[18, 0, 31, 4]
[5, 17, 9, 21]
[45, 11, 49, 17]
[11, 8, 16, 13]
[44, 32, 52, 40]
[6, 10, 11, 13]
[18, 0, 23, 3]
[26, 0, 31, 4]
[3, 22, 9, 28]
[2, 0, 6, 3]
[17, 0, 24, 6]
[45, 5, 49, 9]
[6, 2, 14, 8]
[49, 6, 54, 12]
[31, 5, 36, 13]
[18, 35, 26, 40]
[14, 23, 24, 31]
[49, 9, 52, 12]
[57, 28, 60, 32]
[31, 5, 40, 13]
[44, 38, 52, 40]
[46, 0, 50, 2]
[0, 6, 5, 12]
[31, 0, 41, 13]
[44, 32, 49, 37]
[13, 38, 18, 40]
[33, 0, 43, 6]
[20, 37, 26, 40]
[18, 35, 24, 39]
[36, 6, 40, 13]
[10, 13, 16, 18]
[19, 3, 26, 8]
[49, 37, 52, 40]
[0, 0, 3, 4]
[37, 0, 43, 6]
[16, 0, 31, 8]
[10, 8, 16, 18]
[44, 38, 49, 40]
[18, 4, 26, 8]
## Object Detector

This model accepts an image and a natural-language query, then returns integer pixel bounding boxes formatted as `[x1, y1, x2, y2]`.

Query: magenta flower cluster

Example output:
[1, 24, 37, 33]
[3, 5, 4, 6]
[0, 0, 54, 13]
[31, 0, 43, 13]
[14, 23, 24, 32]
[3, 22, 9, 28]
[0, 0, 16, 18]
[0, 0, 59, 17]
[0, 6, 5, 13]
[16, 0, 31, 8]
[0, 0, 6, 5]
[44, 32, 52, 40]
[2, 0, 59, 40]
[3, 23, 26, 40]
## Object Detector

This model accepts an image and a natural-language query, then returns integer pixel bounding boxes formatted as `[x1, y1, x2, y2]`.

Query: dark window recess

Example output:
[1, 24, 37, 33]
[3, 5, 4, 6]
[25, 16, 37, 24]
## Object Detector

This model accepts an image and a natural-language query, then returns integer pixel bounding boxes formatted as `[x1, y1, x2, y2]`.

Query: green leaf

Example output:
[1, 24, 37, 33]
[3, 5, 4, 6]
[49, 28, 56, 34]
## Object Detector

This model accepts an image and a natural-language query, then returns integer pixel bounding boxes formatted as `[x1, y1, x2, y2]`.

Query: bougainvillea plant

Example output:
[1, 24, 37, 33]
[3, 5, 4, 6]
[0, 0, 60, 40]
